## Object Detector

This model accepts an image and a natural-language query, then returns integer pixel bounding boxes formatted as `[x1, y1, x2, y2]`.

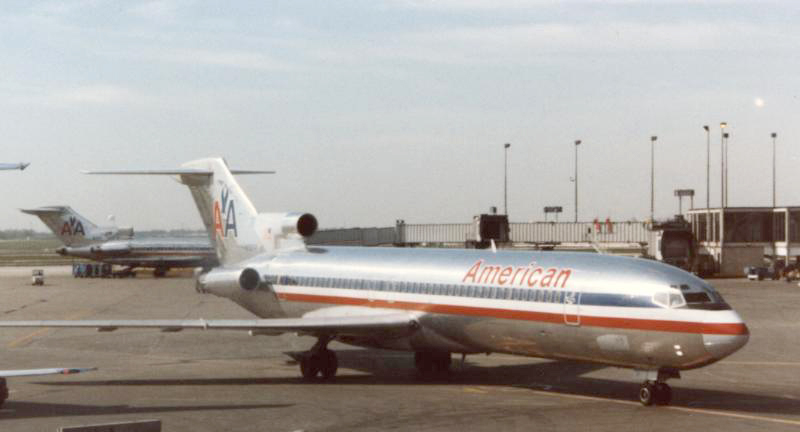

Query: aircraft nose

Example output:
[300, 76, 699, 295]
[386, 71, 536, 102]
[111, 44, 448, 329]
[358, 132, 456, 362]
[703, 311, 749, 360]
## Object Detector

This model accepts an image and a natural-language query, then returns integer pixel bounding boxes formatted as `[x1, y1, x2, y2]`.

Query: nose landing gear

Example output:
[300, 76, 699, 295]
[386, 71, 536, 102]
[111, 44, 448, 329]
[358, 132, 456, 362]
[638, 381, 672, 406]
[636, 368, 679, 406]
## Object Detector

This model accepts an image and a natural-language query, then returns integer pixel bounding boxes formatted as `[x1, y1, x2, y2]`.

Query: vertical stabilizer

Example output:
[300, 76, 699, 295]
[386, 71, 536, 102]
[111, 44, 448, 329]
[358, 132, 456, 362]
[83, 158, 282, 266]
[177, 158, 263, 264]
[20, 206, 100, 246]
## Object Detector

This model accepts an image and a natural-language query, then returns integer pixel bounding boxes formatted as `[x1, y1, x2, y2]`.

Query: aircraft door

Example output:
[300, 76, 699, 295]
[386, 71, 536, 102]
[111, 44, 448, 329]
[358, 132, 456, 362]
[563, 291, 581, 326]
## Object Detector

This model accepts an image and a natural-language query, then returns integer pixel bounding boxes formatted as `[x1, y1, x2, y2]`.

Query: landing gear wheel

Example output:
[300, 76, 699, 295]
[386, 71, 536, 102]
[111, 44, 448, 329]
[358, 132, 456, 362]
[0, 378, 7, 408]
[639, 382, 655, 406]
[300, 349, 338, 381]
[320, 350, 338, 379]
[300, 354, 321, 380]
[654, 382, 672, 405]
[415, 352, 451, 379]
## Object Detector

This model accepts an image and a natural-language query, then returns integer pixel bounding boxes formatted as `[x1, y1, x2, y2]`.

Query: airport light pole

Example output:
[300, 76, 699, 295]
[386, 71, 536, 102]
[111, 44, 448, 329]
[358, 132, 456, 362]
[772, 132, 777, 208]
[650, 136, 657, 223]
[574, 140, 581, 222]
[704, 125, 710, 241]
[503, 143, 510, 215]
[720, 122, 727, 208]
[724, 132, 730, 207]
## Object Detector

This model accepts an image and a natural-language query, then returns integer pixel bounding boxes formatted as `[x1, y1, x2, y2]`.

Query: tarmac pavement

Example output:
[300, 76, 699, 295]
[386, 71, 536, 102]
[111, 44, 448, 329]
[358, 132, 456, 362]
[0, 270, 798, 431]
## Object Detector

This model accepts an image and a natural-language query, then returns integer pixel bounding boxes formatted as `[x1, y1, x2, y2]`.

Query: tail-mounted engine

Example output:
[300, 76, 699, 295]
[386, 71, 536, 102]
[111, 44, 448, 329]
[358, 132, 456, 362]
[254, 212, 318, 251]
[281, 213, 318, 237]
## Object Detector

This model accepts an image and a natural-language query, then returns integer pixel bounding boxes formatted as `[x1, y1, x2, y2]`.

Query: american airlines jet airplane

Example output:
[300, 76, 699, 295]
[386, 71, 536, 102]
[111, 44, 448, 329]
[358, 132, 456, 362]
[21, 206, 216, 276]
[0, 158, 748, 406]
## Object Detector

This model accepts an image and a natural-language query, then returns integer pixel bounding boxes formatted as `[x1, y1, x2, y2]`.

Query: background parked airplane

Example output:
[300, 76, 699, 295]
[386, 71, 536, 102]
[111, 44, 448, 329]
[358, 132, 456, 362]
[0, 158, 747, 406]
[0, 163, 29, 171]
[21, 206, 217, 277]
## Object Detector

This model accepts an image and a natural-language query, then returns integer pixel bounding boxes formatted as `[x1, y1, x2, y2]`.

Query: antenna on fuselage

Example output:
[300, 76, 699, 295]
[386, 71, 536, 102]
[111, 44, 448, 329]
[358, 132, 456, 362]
[490, 239, 497, 253]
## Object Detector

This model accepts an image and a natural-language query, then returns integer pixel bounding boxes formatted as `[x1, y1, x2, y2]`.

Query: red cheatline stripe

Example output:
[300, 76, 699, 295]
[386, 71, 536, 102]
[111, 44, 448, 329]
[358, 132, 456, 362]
[277, 292, 748, 336]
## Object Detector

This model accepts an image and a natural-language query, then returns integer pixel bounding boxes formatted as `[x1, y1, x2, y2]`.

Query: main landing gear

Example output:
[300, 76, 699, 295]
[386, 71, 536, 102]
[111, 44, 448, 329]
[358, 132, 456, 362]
[414, 351, 451, 379]
[299, 337, 338, 381]
[0, 378, 8, 408]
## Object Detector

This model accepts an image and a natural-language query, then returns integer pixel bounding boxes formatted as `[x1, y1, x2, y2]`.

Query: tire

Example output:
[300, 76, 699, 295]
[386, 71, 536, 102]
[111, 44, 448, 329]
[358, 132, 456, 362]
[0, 378, 7, 408]
[433, 352, 451, 373]
[639, 383, 655, 406]
[320, 350, 338, 380]
[654, 383, 672, 405]
[300, 355, 321, 380]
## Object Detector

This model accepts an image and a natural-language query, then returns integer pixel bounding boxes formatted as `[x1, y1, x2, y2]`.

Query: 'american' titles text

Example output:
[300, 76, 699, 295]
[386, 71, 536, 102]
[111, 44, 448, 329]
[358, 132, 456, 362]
[462, 260, 572, 288]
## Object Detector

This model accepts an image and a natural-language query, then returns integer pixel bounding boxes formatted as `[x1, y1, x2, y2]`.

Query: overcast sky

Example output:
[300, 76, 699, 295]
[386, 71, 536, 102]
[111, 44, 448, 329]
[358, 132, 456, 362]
[2, 1, 799, 231]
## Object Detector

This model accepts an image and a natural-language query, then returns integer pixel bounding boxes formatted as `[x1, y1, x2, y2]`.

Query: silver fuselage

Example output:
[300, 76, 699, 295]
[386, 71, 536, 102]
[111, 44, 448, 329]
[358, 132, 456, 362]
[58, 239, 217, 269]
[205, 246, 748, 372]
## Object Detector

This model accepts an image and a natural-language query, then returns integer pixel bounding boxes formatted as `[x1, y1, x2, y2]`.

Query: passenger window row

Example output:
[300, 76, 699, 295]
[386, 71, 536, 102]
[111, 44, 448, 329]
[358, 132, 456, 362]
[275, 275, 566, 304]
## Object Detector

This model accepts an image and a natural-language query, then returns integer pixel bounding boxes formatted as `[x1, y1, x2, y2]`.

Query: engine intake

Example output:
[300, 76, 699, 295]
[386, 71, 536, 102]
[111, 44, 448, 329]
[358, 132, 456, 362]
[282, 213, 318, 237]
[239, 268, 261, 291]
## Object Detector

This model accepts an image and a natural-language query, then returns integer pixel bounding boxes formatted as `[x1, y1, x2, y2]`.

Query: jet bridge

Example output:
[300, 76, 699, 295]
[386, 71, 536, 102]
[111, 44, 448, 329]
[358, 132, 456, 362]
[688, 206, 800, 277]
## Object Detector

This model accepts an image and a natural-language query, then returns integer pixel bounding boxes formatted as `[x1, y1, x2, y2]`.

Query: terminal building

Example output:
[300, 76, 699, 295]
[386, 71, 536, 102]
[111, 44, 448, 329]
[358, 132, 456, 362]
[308, 207, 800, 278]
[688, 207, 800, 276]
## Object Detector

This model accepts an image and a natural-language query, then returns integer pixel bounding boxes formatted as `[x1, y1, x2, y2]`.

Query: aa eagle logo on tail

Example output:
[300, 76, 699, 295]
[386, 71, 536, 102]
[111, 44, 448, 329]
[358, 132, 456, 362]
[213, 184, 238, 238]
[60, 217, 85, 237]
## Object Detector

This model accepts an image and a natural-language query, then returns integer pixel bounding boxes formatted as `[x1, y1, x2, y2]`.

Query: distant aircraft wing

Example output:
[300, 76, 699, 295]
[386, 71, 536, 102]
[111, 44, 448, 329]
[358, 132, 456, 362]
[0, 163, 29, 171]
[0, 313, 419, 338]
[0, 367, 96, 378]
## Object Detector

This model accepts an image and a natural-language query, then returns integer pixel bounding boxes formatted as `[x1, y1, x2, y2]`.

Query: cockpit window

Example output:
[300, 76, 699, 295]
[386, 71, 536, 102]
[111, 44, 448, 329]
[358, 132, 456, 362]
[684, 292, 711, 303]
[652, 290, 686, 308]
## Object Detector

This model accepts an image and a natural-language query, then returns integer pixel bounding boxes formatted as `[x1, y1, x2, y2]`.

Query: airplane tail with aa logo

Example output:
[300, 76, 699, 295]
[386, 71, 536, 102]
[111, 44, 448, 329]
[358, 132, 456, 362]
[20, 206, 102, 246]
[84, 157, 316, 266]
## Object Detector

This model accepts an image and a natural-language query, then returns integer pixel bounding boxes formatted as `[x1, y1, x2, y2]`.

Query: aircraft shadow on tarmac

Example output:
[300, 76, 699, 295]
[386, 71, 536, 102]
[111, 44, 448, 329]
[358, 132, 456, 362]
[34, 349, 799, 417]
[0, 401, 293, 420]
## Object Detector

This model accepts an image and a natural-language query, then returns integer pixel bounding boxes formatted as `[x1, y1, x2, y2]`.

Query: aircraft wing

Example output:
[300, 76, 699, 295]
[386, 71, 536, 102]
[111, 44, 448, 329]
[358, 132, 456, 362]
[0, 313, 419, 338]
[0, 367, 95, 378]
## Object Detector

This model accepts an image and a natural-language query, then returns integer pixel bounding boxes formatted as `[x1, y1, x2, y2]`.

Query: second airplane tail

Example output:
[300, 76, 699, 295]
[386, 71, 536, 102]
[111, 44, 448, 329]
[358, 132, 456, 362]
[20, 206, 101, 246]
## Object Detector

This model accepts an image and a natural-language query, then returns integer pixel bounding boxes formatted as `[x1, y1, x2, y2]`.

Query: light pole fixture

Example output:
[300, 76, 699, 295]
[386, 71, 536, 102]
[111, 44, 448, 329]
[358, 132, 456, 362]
[650, 135, 657, 222]
[720, 122, 727, 208]
[674, 189, 695, 215]
[503, 143, 510, 215]
[772, 132, 778, 208]
[574, 140, 581, 222]
[704, 125, 710, 242]
[724, 132, 730, 206]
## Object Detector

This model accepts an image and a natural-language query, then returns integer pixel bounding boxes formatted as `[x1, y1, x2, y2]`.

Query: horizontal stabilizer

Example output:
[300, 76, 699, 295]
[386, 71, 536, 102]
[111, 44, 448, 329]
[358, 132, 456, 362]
[0, 313, 420, 338]
[82, 169, 275, 175]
